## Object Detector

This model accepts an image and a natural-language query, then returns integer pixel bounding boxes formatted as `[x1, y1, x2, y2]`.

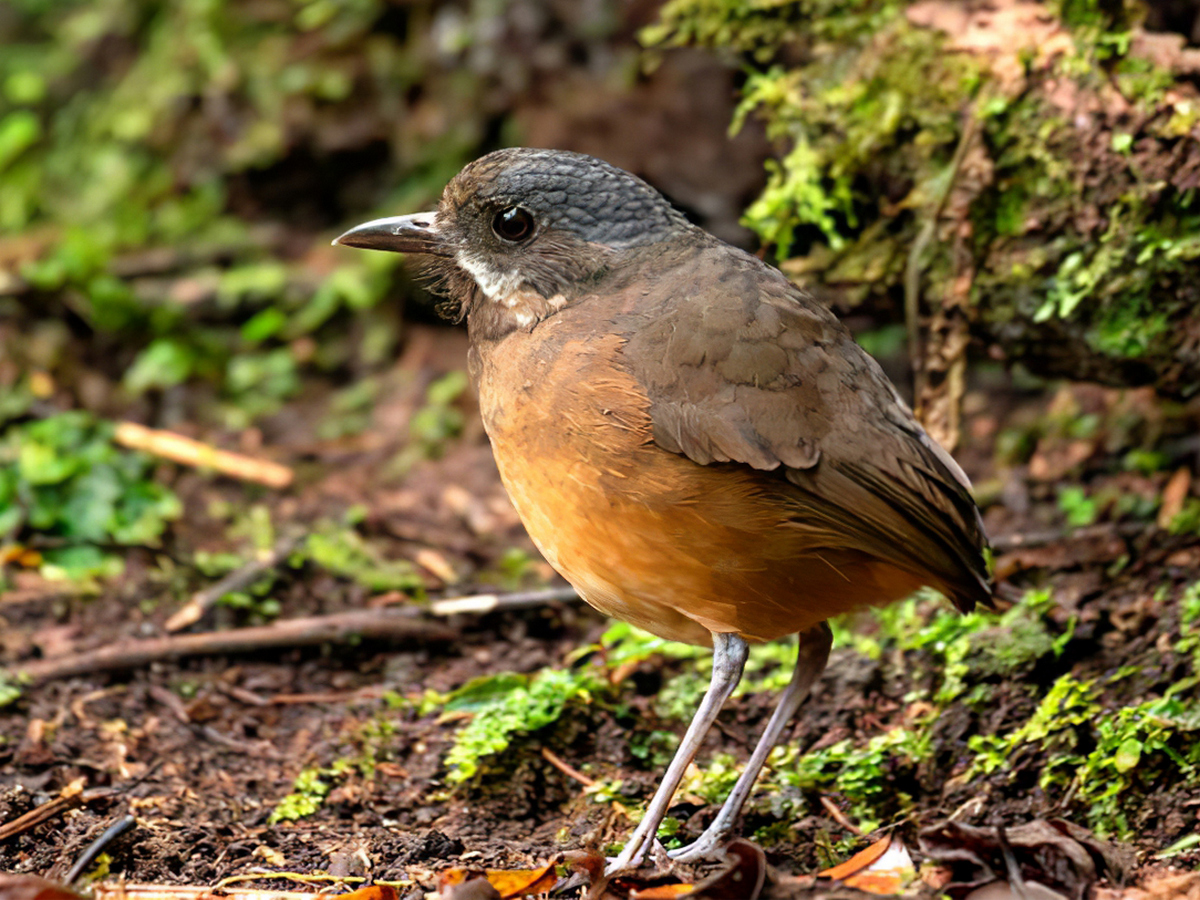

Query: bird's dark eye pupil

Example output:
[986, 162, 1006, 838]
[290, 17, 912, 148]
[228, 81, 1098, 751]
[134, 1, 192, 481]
[493, 207, 534, 242]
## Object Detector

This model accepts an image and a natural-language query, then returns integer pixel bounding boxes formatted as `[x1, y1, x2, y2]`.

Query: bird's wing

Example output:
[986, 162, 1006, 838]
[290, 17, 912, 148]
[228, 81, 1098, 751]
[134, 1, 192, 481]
[619, 243, 992, 611]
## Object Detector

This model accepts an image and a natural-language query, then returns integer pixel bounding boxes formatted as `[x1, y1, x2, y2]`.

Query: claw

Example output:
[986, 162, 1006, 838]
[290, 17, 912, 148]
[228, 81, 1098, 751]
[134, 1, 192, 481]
[668, 830, 729, 864]
[603, 839, 670, 878]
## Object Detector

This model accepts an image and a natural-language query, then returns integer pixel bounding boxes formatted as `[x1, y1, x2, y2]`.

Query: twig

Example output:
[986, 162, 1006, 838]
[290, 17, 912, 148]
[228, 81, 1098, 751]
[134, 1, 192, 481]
[65, 815, 137, 884]
[541, 747, 596, 788]
[905, 103, 981, 406]
[165, 533, 305, 632]
[0, 787, 115, 842]
[819, 795, 864, 836]
[113, 422, 293, 489]
[989, 521, 1145, 553]
[9, 610, 457, 685]
[213, 873, 377, 890]
[429, 585, 577, 616]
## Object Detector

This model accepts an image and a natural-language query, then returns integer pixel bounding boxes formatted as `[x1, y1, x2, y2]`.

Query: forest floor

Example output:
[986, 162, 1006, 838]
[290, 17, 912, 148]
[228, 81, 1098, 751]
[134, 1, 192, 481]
[2, 321, 1199, 899]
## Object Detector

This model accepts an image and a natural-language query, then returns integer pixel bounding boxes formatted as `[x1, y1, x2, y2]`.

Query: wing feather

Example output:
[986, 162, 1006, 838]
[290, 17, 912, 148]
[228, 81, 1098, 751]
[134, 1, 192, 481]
[618, 240, 992, 611]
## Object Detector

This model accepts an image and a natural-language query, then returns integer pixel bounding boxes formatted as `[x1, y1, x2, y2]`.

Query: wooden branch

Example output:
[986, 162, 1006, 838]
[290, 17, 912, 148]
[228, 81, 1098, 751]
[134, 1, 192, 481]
[165, 533, 305, 632]
[10, 610, 457, 685]
[0, 788, 115, 842]
[428, 585, 577, 616]
[905, 102, 981, 424]
[113, 422, 293, 489]
[540, 747, 596, 788]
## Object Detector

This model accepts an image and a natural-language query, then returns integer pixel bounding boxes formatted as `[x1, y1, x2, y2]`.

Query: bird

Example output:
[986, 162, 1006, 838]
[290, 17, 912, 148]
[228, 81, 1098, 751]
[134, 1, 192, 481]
[334, 148, 992, 875]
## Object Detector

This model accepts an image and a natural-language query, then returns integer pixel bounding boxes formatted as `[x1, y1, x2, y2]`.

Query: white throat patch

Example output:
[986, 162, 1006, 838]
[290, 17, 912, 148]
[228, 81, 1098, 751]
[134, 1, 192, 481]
[455, 250, 567, 328]
[456, 252, 522, 303]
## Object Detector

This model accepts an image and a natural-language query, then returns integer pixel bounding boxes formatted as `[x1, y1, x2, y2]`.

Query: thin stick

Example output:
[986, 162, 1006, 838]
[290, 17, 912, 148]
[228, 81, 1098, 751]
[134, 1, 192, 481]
[65, 815, 137, 884]
[429, 585, 577, 616]
[165, 534, 305, 632]
[819, 795, 864, 836]
[0, 788, 115, 842]
[113, 422, 293, 489]
[541, 747, 596, 787]
[905, 103, 981, 411]
[989, 520, 1146, 552]
[10, 610, 457, 685]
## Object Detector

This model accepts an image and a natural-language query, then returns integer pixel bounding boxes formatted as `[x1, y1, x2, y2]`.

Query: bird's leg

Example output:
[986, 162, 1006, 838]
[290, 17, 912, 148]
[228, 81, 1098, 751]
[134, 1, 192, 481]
[604, 632, 749, 877]
[669, 621, 832, 863]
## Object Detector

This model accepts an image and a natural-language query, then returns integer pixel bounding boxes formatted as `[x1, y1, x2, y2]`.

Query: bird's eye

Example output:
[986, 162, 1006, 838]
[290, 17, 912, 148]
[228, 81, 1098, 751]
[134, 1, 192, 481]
[492, 207, 535, 242]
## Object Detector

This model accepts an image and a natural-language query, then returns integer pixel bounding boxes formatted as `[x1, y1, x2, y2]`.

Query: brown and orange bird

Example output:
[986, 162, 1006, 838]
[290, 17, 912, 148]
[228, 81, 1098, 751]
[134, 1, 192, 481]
[335, 148, 991, 874]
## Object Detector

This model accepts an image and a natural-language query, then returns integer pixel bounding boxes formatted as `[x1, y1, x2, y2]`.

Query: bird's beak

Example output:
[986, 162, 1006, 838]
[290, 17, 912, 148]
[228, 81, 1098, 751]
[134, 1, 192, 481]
[332, 213, 448, 256]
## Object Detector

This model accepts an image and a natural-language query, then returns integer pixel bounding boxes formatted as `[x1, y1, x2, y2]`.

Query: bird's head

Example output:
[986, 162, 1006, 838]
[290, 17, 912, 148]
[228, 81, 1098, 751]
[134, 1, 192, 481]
[334, 148, 692, 328]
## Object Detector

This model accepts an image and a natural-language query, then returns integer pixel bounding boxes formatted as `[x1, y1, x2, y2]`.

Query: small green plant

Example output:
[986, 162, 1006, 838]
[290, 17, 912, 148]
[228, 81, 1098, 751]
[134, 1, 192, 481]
[1058, 485, 1099, 527]
[1167, 498, 1200, 536]
[834, 588, 1064, 706]
[444, 667, 604, 783]
[303, 519, 425, 594]
[0, 672, 23, 708]
[681, 751, 741, 805]
[628, 729, 678, 769]
[1064, 692, 1200, 836]
[965, 659, 1200, 840]
[270, 766, 332, 823]
[0, 412, 181, 580]
[391, 370, 470, 474]
[216, 589, 282, 622]
[491, 547, 539, 590]
[350, 714, 399, 779]
[443, 622, 709, 786]
[591, 620, 703, 668]
[1176, 582, 1200, 662]
[774, 726, 933, 833]
[968, 674, 1099, 776]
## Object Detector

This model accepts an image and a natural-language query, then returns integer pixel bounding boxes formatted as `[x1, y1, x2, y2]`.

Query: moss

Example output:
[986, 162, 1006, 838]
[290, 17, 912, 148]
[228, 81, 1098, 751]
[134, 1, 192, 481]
[647, 0, 1200, 395]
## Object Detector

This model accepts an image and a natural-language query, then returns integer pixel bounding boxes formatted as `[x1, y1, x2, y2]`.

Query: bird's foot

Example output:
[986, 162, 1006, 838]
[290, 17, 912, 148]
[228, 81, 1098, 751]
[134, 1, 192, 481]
[603, 839, 670, 878]
[667, 828, 731, 864]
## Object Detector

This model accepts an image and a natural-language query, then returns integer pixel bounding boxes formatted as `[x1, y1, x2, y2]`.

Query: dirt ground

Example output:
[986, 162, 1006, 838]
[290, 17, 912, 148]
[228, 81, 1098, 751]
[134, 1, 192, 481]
[2, 321, 1199, 897]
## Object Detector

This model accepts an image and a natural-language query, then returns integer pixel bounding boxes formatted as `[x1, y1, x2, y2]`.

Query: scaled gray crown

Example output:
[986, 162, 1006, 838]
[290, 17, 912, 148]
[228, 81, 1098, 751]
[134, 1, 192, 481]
[462, 148, 692, 249]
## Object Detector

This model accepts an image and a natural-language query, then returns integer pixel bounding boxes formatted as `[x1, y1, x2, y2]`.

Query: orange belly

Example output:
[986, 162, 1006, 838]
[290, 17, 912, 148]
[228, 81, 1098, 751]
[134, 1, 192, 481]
[475, 329, 927, 647]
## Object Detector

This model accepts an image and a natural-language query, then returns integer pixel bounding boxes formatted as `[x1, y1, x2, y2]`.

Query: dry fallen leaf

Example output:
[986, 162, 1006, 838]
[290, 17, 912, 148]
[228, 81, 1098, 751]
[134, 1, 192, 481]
[820, 834, 916, 894]
[319, 887, 398, 900]
[1157, 468, 1192, 530]
[630, 884, 695, 899]
[0, 545, 42, 568]
[0, 876, 87, 900]
[438, 859, 559, 899]
[438, 876, 501, 900]
[686, 839, 766, 900]
[819, 835, 893, 881]
[919, 819, 1134, 900]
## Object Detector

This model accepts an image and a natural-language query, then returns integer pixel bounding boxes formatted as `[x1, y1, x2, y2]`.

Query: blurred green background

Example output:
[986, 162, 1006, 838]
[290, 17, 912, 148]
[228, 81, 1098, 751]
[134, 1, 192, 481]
[3, 0, 1199, 580]
[0, 0, 777, 582]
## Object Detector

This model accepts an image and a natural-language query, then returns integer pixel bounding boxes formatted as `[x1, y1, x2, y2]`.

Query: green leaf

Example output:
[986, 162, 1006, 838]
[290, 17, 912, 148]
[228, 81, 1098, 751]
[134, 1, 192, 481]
[0, 110, 40, 172]
[1114, 737, 1142, 773]
[18, 438, 80, 486]
[124, 339, 198, 394]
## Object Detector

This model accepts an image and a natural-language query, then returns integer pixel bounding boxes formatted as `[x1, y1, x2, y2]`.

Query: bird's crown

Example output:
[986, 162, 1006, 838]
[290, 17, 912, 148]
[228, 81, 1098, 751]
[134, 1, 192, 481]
[442, 148, 690, 250]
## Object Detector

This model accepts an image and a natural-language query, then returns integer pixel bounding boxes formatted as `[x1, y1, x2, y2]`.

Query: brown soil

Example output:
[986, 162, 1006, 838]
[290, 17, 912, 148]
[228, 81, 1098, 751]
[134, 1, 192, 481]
[2, 324, 1199, 896]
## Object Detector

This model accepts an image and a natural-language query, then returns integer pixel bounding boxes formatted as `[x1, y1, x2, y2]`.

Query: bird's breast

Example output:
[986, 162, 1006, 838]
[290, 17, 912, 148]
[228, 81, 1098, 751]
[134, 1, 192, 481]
[469, 316, 901, 646]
